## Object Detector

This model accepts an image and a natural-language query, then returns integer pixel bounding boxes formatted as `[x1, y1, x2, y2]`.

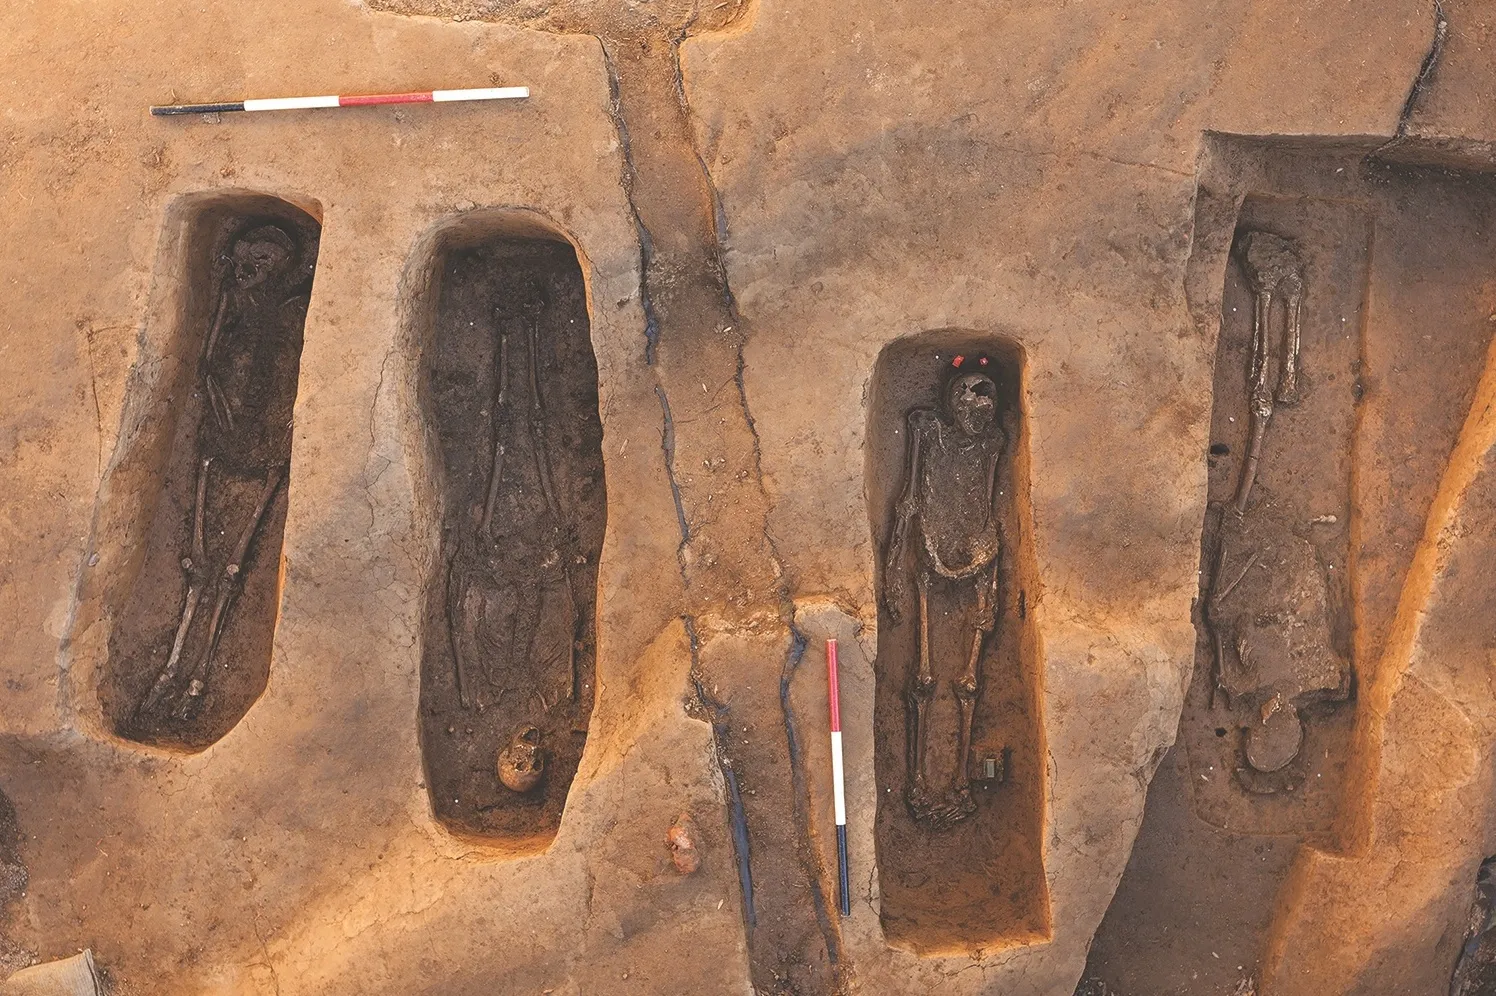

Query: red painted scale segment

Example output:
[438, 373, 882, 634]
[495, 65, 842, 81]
[826, 637, 851, 916]
[826, 638, 841, 732]
[340, 91, 435, 106]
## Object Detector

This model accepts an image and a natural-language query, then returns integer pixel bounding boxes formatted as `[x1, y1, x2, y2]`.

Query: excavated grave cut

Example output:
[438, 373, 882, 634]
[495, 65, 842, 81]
[418, 232, 606, 849]
[1085, 135, 1496, 994]
[866, 330, 1048, 955]
[101, 195, 319, 751]
[1188, 193, 1365, 834]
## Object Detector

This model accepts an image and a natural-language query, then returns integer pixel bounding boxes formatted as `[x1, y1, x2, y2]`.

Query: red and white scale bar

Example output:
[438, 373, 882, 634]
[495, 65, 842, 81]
[150, 86, 528, 117]
[827, 638, 851, 917]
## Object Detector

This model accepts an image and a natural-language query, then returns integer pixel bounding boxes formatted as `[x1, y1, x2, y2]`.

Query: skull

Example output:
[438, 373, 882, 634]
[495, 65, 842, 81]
[230, 225, 296, 290]
[497, 725, 545, 793]
[494, 278, 547, 323]
[947, 372, 998, 437]
[1236, 230, 1304, 296]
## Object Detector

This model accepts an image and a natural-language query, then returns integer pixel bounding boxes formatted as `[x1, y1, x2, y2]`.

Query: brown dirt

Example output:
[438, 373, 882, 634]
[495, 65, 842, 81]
[598, 26, 841, 994]
[866, 331, 1048, 954]
[101, 197, 318, 751]
[418, 236, 606, 846]
[1083, 745, 1298, 996]
[334, 0, 837, 980]
[360, 0, 837, 985]
[1451, 858, 1496, 995]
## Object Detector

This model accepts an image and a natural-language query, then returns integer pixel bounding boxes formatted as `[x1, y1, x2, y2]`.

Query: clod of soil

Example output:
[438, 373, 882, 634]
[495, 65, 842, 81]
[667, 812, 701, 875]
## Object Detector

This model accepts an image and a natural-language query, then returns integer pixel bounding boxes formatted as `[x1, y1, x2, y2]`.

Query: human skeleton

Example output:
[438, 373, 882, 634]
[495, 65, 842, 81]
[137, 225, 306, 723]
[1207, 231, 1344, 774]
[885, 356, 1009, 829]
[443, 282, 582, 790]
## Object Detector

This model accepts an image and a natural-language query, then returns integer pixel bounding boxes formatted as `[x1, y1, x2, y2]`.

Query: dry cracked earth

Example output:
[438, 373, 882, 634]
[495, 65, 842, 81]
[6, 0, 1496, 994]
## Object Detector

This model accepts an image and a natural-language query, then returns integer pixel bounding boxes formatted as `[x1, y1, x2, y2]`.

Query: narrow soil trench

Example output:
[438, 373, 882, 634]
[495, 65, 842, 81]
[600, 35, 843, 996]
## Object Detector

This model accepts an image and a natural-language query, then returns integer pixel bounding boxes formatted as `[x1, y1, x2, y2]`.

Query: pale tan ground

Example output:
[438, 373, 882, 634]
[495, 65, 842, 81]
[4, 0, 1496, 994]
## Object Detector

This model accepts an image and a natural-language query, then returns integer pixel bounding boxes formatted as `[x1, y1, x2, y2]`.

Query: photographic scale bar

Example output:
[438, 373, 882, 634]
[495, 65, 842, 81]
[150, 86, 529, 116]
[827, 638, 851, 918]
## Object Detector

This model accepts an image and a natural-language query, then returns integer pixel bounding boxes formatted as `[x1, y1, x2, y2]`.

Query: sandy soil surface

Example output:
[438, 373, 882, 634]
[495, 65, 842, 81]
[5, 0, 1496, 993]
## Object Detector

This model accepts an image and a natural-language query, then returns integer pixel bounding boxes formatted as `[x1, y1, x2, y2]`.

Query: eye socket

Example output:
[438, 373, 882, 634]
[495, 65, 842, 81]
[971, 381, 995, 398]
[239, 242, 289, 276]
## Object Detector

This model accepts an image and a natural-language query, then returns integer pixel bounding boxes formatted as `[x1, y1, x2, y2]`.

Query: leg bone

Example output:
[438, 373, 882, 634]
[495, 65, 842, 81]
[525, 315, 564, 525]
[480, 332, 510, 540]
[907, 570, 935, 807]
[136, 456, 212, 719]
[175, 464, 285, 715]
[561, 562, 582, 703]
[952, 564, 998, 801]
[1234, 289, 1276, 514]
[1277, 285, 1303, 404]
[445, 557, 473, 709]
[1207, 535, 1256, 709]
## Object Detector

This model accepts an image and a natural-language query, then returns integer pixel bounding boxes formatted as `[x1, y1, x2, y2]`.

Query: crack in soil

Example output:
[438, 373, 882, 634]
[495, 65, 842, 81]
[778, 628, 843, 974]
[1395, 0, 1449, 138]
[654, 384, 692, 559]
[597, 38, 662, 364]
[687, 616, 757, 930]
[605, 36, 840, 991]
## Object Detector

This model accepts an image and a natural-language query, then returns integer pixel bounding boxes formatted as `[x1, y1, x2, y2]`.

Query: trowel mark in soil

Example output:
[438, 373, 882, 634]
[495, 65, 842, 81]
[104, 196, 318, 751]
[419, 236, 606, 848]
[867, 331, 1048, 953]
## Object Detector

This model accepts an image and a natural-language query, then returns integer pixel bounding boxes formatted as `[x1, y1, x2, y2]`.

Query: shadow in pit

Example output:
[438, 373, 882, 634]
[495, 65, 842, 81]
[412, 217, 606, 851]
[866, 329, 1048, 955]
